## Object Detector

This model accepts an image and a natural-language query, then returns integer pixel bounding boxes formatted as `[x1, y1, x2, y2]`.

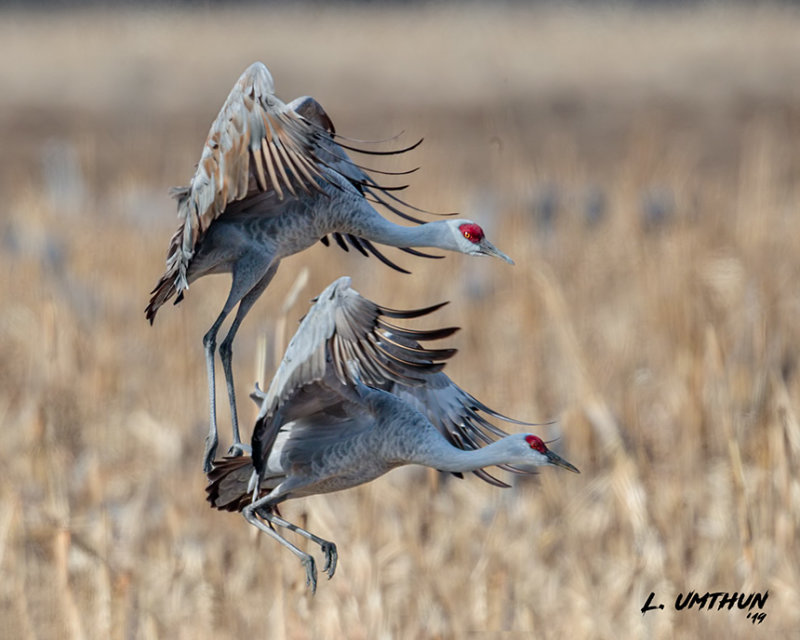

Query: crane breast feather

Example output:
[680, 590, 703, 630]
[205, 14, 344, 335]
[281, 411, 373, 468]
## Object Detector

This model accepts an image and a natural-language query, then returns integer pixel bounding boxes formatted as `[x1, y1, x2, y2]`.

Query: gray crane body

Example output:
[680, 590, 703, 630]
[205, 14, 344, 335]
[206, 277, 578, 593]
[185, 168, 474, 286]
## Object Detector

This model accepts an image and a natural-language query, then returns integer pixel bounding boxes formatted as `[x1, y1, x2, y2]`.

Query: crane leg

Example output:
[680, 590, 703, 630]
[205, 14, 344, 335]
[219, 264, 279, 458]
[242, 503, 320, 594]
[259, 511, 338, 579]
[202, 259, 278, 473]
[202, 309, 233, 472]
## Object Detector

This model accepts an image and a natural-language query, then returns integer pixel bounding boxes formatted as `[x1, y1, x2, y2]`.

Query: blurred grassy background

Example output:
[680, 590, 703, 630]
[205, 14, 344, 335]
[2, 4, 800, 638]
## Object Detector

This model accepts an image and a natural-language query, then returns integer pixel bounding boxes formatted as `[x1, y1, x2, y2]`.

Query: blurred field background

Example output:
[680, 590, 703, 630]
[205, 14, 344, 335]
[2, 3, 800, 638]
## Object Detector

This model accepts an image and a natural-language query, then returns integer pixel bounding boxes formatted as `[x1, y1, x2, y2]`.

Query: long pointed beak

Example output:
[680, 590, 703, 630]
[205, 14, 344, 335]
[546, 450, 580, 473]
[479, 239, 515, 265]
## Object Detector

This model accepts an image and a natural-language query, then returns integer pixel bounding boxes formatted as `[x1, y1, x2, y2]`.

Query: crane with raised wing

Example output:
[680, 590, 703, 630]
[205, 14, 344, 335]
[206, 277, 578, 592]
[145, 63, 514, 471]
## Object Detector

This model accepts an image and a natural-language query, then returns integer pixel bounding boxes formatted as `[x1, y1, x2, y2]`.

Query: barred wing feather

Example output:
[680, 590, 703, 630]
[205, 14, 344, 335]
[250, 277, 456, 475]
[146, 62, 334, 321]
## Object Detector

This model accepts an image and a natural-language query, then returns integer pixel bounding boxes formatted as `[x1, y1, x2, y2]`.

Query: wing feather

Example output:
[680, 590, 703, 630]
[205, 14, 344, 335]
[224, 277, 539, 492]
[261, 138, 283, 200]
[249, 277, 457, 474]
[146, 69, 446, 324]
[250, 145, 267, 191]
[146, 62, 335, 321]
[270, 135, 300, 197]
[375, 329, 542, 484]
[389, 370, 541, 484]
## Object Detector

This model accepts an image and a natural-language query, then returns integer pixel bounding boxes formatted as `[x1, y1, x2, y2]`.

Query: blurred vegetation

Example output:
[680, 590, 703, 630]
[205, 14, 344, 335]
[1, 4, 799, 639]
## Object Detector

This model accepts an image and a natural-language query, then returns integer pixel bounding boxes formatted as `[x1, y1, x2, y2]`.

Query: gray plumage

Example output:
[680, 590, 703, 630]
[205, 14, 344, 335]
[144, 62, 514, 471]
[206, 277, 578, 593]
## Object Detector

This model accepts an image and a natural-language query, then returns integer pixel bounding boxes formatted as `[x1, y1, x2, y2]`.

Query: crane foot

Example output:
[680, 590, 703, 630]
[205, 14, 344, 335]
[321, 542, 338, 579]
[302, 555, 318, 594]
[227, 441, 252, 457]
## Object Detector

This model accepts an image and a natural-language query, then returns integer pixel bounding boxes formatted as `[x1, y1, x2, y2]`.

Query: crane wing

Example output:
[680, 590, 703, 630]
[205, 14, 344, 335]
[146, 67, 445, 323]
[146, 63, 335, 321]
[378, 332, 540, 487]
[181, 63, 336, 237]
[249, 276, 457, 476]
[290, 95, 448, 271]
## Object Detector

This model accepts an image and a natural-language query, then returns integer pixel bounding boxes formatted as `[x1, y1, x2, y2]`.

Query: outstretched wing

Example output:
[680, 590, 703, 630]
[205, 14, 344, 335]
[146, 63, 335, 322]
[291, 95, 447, 271]
[250, 276, 457, 475]
[146, 66, 448, 323]
[380, 332, 540, 487]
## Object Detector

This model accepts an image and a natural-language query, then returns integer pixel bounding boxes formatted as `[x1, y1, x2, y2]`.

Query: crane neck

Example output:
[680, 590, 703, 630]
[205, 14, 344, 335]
[406, 431, 522, 473]
[346, 211, 453, 250]
[357, 375, 529, 476]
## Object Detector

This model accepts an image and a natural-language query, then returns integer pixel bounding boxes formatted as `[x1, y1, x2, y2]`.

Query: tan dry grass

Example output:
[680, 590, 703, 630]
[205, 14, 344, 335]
[1, 5, 799, 639]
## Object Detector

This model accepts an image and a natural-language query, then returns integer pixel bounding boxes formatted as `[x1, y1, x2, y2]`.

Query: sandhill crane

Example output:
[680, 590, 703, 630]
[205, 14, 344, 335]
[206, 277, 578, 593]
[144, 62, 514, 471]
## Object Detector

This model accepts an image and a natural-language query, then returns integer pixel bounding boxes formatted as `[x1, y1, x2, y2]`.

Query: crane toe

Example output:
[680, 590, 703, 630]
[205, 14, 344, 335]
[302, 555, 318, 594]
[321, 542, 338, 578]
[227, 442, 252, 457]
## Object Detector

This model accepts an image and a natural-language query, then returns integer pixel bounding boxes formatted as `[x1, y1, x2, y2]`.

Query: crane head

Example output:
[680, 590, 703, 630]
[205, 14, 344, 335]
[521, 434, 580, 473]
[450, 221, 514, 264]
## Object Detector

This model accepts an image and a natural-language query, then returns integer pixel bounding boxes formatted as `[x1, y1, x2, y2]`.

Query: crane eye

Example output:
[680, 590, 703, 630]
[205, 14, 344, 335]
[458, 223, 483, 244]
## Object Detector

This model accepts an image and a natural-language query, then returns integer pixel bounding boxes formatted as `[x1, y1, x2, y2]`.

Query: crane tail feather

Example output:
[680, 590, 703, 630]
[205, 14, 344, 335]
[206, 455, 261, 512]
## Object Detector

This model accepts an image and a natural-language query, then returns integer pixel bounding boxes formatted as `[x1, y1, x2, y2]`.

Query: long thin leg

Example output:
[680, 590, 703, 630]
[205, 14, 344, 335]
[258, 510, 338, 578]
[202, 309, 234, 472]
[218, 263, 279, 457]
[202, 257, 278, 472]
[243, 503, 319, 593]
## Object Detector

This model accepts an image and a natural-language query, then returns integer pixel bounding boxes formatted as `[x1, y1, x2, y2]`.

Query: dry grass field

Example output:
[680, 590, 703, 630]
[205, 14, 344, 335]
[1, 4, 800, 638]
